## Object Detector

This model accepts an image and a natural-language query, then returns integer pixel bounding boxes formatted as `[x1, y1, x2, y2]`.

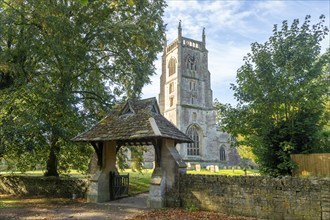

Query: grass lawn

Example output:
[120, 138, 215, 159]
[187, 169, 260, 176]
[119, 169, 152, 196]
[0, 169, 88, 178]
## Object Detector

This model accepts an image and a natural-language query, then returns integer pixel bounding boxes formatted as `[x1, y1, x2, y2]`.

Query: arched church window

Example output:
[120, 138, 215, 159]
[186, 125, 199, 156]
[168, 58, 176, 76]
[220, 145, 226, 161]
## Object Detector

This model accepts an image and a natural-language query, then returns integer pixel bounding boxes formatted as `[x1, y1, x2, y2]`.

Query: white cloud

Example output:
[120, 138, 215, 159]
[142, 0, 330, 105]
[255, 1, 286, 16]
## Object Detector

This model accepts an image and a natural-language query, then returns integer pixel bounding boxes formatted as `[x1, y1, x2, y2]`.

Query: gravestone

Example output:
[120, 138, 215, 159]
[195, 164, 201, 172]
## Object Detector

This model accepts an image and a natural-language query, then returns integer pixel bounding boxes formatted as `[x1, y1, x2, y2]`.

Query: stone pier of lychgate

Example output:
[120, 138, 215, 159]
[72, 97, 192, 208]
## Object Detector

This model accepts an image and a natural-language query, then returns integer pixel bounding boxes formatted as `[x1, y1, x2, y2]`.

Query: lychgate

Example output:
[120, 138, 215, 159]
[72, 97, 192, 208]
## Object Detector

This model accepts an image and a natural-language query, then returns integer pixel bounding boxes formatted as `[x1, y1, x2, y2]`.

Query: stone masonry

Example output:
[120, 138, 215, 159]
[157, 21, 240, 167]
[179, 175, 330, 220]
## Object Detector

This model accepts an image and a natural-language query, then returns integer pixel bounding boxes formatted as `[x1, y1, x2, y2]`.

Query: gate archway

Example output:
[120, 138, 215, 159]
[73, 97, 192, 208]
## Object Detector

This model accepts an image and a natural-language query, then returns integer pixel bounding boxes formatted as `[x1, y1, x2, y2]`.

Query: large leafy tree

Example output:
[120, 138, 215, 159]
[219, 15, 329, 176]
[0, 0, 165, 176]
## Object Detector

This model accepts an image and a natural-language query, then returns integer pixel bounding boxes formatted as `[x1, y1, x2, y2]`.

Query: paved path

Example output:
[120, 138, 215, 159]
[0, 193, 150, 220]
[67, 193, 150, 220]
[96, 193, 150, 219]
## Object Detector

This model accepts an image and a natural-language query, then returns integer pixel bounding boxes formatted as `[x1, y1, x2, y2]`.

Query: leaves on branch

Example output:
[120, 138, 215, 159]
[216, 15, 329, 176]
[0, 0, 166, 175]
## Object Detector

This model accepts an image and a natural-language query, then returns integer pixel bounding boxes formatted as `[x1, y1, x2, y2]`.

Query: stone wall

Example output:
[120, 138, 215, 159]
[0, 176, 89, 198]
[179, 175, 330, 220]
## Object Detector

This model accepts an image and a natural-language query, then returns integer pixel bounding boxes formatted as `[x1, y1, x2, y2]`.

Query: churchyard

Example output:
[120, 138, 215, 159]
[0, 167, 259, 197]
[0, 168, 262, 220]
[1, 166, 329, 219]
[1, 0, 329, 219]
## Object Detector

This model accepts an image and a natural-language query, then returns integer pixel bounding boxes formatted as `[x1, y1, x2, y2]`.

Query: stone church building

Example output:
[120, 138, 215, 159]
[141, 22, 240, 169]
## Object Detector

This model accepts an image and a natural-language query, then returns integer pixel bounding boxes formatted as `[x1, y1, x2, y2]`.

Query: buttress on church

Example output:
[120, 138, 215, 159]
[134, 22, 241, 168]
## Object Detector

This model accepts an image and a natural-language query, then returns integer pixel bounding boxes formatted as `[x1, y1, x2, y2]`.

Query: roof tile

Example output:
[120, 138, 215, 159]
[72, 97, 192, 144]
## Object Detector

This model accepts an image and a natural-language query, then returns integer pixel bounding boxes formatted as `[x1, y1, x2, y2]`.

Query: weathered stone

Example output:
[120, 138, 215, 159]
[0, 175, 89, 198]
[195, 164, 201, 172]
[157, 22, 241, 166]
[179, 175, 329, 219]
[87, 141, 117, 203]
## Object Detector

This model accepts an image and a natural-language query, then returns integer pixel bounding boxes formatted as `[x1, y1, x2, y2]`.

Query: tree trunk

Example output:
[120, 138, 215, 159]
[44, 135, 60, 177]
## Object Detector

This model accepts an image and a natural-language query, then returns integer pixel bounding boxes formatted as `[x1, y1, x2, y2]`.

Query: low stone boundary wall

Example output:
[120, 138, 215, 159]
[0, 176, 89, 198]
[179, 175, 330, 220]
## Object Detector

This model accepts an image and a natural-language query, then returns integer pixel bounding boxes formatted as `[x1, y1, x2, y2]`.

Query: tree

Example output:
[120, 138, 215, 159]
[116, 145, 147, 172]
[0, 0, 166, 176]
[219, 15, 329, 176]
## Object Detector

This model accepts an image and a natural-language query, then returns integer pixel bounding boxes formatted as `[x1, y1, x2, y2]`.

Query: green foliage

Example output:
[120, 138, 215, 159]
[313, 100, 330, 152]
[237, 145, 256, 164]
[116, 147, 130, 172]
[0, 0, 166, 175]
[214, 100, 257, 164]
[116, 146, 147, 172]
[185, 203, 200, 212]
[219, 15, 329, 176]
[130, 146, 147, 172]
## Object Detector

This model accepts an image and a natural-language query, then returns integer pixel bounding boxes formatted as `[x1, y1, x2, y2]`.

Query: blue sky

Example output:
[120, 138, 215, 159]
[141, 0, 330, 105]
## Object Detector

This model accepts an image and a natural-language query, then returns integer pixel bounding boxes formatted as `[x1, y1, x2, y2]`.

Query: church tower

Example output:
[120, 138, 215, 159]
[159, 21, 235, 164]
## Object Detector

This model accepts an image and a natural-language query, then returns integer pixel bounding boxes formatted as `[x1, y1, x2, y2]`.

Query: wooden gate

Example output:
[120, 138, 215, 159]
[109, 171, 129, 200]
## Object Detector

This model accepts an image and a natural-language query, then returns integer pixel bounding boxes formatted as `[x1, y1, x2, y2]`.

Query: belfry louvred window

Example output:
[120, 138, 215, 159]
[168, 58, 176, 76]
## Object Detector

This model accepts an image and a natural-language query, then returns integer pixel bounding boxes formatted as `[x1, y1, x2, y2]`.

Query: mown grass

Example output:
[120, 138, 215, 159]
[0, 170, 88, 178]
[119, 169, 152, 196]
[187, 169, 260, 176]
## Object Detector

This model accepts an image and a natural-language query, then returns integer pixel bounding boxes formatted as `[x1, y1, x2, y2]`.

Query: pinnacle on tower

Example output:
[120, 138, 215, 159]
[202, 27, 206, 44]
[178, 20, 182, 38]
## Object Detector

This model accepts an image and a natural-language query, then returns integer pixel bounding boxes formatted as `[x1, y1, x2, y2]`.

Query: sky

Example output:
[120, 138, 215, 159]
[141, 0, 330, 106]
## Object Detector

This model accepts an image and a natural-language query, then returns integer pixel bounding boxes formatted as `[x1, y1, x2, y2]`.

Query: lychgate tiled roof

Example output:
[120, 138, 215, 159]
[72, 97, 192, 144]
